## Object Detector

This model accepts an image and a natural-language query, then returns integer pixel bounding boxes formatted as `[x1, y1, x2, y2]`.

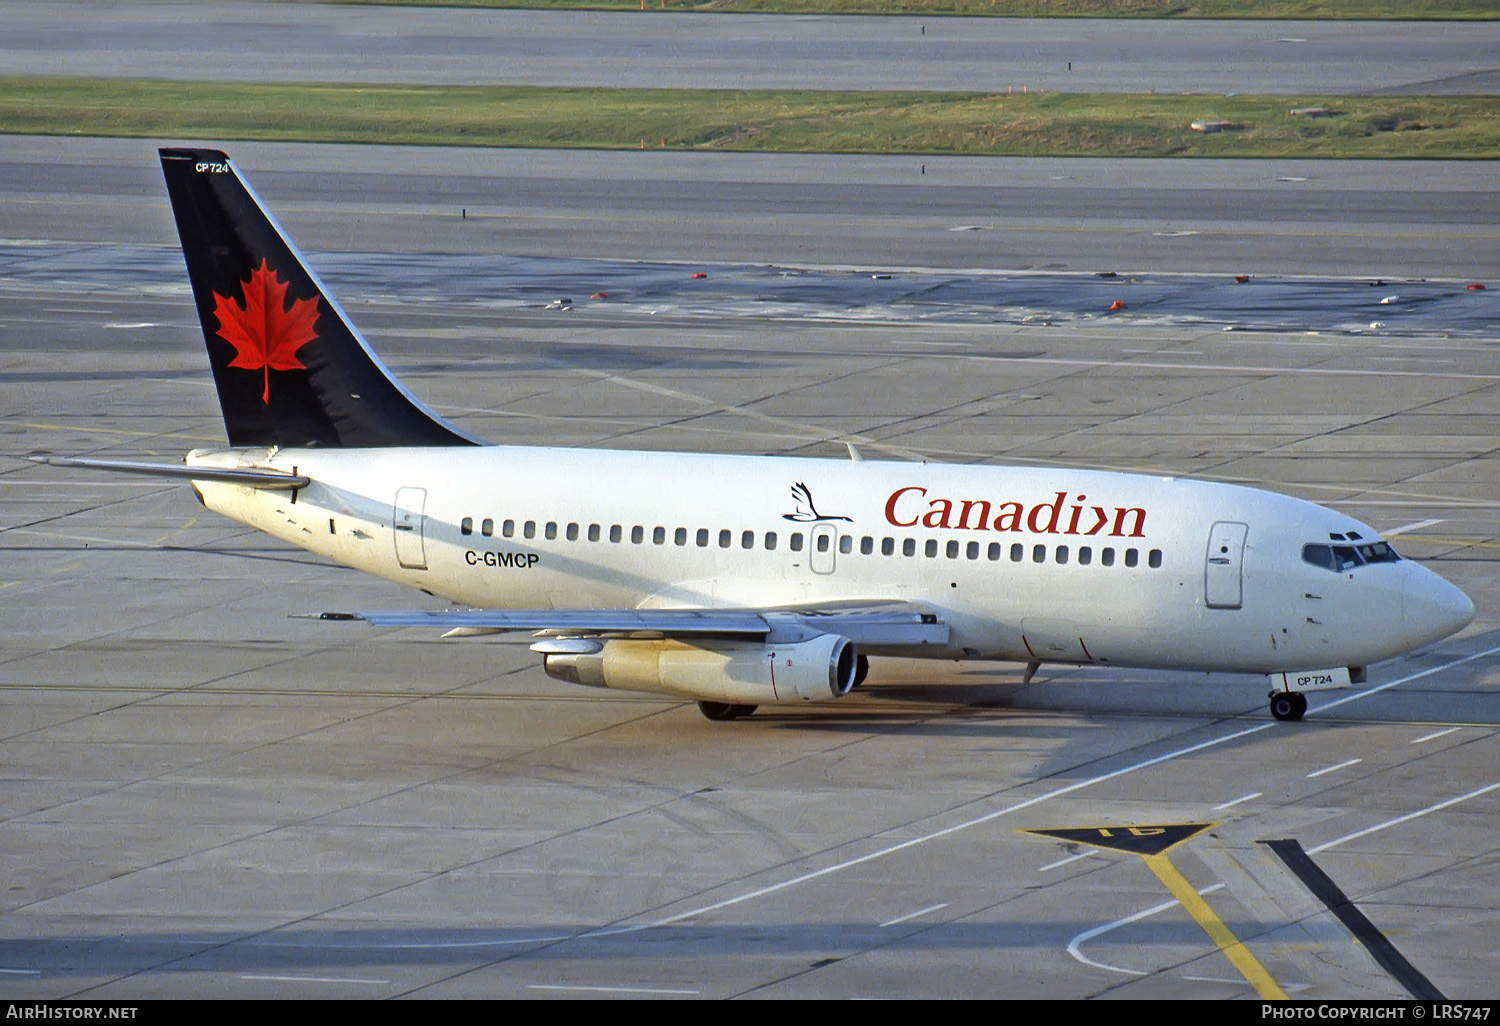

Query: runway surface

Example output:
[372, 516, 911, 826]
[2, 139, 1500, 999]
[7, 136, 1500, 279]
[4, 2, 1499, 93]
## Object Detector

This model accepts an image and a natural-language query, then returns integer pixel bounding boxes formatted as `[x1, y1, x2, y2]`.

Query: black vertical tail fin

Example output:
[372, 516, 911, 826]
[159, 147, 480, 449]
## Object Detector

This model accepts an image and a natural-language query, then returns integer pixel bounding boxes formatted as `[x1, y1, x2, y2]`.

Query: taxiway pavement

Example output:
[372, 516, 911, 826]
[1, 140, 1499, 999]
[4, 3, 1497, 94]
[5, 137, 1500, 279]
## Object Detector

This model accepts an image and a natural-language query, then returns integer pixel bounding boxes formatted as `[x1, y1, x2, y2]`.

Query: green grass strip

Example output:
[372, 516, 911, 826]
[7, 78, 1499, 158]
[324, 0, 1500, 19]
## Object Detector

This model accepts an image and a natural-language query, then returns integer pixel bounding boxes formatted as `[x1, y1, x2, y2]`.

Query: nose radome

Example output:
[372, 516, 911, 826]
[1404, 566, 1475, 646]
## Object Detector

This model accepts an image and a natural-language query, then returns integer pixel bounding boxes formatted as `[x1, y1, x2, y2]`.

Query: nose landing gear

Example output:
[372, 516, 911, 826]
[1269, 691, 1308, 721]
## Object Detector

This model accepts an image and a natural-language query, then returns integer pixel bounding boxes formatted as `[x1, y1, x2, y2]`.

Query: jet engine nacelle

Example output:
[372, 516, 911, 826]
[540, 633, 858, 705]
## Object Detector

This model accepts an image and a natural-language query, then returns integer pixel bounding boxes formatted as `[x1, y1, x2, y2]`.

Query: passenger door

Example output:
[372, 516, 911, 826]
[1205, 521, 1248, 610]
[393, 487, 428, 570]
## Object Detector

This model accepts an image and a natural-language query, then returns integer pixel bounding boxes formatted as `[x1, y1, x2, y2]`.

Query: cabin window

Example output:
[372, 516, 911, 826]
[545, 522, 558, 540]
[1010, 543, 1024, 562]
[742, 530, 755, 550]
[675, 527, 688, 546]
[653, 526, 666, 545]
[839, 535, 853, 555]
[765, 532, 778, 551]
[966, 541, 979, 560]
[882, 537, 895, 556]
[503, 519, 515, 538]
[697, 528, 710, 547]
[790, 533, 804, 552]
[1078, 546, 1092, 565]
[566, 522, 578, 541]
[523, 521, 536, 539]
[925, 539, 938, 558]
[860, 536, 873, 555]
[1124, 548, 1139, 568]
[460, 517, 473, 536]
[1033, 544, 1046, 564]
[587, 523, 600, 542]
[719, 529, 732, 549]
[817, 533, 831, 553]
[609, 525, 622, 543]
[481, 518, 494, 537]
[903, 538, 916, 557]
[1148, 548, 1162, 568]
[1056, 545, 1069, 565]
[1101, 547, 1115, 566]
[631, 525, 644, 544]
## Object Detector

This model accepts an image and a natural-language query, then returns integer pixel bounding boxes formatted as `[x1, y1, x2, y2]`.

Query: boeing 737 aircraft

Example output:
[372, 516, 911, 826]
[39, 149, 1475, 722]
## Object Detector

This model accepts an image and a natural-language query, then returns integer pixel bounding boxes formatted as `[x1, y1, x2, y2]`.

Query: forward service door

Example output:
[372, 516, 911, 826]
[1205, 520, 1248, 610]
[393, 486, 428, 570]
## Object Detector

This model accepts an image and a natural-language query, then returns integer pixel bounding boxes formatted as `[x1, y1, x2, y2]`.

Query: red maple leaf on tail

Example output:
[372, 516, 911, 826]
[212, 259, 320, 404]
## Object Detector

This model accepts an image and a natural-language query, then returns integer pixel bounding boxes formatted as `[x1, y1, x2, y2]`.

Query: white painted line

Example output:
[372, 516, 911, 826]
[1066, 884, 1225, 974]
[0, 968, 40, 974]
[965, 352, 1500, 383]
[1213, 792, 1262, 810]
[1315, 643, 1500, 716]
[880, 903, 949, 928]
[528, 984, 699, 995]
[637, 721, 1275, 931]
[1038, 849, 1099, 872]
[1384, 519, 1444, 536]
[252, 933, 571, 949]
[1, 480, 182, 488]
[240, 973, 389, 985]
[586, 646, 1494, 942]
[1308, 780, 1500, 856]
[1307, 758, 1362, 778]
[1411, 727, 1460, 744]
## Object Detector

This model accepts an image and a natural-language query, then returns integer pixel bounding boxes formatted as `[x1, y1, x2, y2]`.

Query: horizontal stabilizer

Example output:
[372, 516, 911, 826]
[29, 455, 309, 489]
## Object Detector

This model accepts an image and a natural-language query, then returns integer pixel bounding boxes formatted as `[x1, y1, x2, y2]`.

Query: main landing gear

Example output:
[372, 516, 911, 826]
[697, 701, 758, 721]
[1268, 691, 1308, 722]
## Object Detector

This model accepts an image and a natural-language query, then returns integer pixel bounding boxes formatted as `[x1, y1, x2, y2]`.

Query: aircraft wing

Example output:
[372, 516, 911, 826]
[316, 604, 949, 648]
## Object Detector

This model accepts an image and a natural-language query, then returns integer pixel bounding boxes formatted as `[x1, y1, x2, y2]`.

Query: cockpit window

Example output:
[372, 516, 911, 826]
[1357, 541, 1400, 564]
[1303, 540, 1400, 572]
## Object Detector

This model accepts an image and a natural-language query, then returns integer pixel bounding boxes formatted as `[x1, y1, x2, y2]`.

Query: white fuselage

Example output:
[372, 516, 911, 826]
[189, 445, 1473, 675]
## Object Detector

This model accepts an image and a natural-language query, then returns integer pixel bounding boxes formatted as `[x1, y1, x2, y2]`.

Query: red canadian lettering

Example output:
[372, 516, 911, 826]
[1065, 495, 1086, 534]
[885, 486, 925, 527]
[1026, 491, 1068, 534]
[923, 498, 953, 529]
[1112, 507, 1146, 538]
[883, 486, 1147, 539]
[993, 501, 1024, 532]
[957, 499, 991, 531]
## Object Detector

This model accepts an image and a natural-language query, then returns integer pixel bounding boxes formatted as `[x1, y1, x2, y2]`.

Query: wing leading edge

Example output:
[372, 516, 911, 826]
[317, 605, 949, 648]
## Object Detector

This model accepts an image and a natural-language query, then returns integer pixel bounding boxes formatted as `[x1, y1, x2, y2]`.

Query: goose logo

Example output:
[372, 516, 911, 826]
[782, 482, 852, 523]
